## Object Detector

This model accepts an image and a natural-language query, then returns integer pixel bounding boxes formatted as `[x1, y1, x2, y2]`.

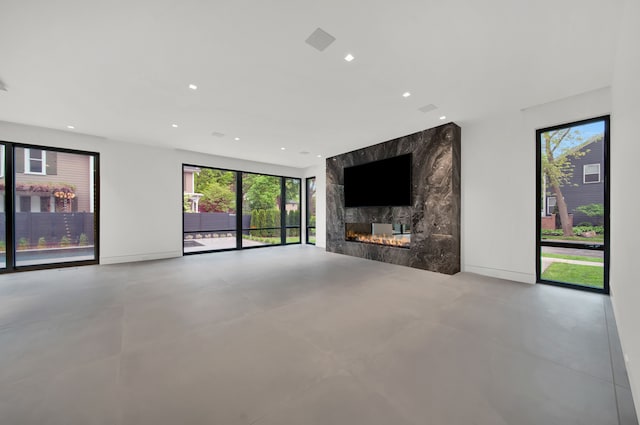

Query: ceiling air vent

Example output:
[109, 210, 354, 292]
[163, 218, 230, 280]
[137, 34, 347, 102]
[305, 28, 336, 52]
[418, 104, 437, 113]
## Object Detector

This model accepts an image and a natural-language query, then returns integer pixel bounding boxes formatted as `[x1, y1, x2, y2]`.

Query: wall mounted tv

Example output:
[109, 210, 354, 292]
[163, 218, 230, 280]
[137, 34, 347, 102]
[344, 153, 412, 207]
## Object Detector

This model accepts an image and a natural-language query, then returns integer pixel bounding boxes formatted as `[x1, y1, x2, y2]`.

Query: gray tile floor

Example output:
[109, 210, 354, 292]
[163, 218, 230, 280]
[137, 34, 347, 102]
[0, 245, 637, 425]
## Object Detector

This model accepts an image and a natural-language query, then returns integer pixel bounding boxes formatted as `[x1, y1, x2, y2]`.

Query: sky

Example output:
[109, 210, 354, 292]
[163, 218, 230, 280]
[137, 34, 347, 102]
[541, 119, 605, 154]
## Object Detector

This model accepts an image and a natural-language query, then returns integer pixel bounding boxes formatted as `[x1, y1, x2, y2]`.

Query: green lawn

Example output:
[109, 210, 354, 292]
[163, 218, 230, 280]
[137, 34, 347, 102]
[242, 235, 300, 244]
[541, 253, 603, 263]
[308, 237, 316, 244]
[541, 235, 604, 243]
[541, 262, 604, 289]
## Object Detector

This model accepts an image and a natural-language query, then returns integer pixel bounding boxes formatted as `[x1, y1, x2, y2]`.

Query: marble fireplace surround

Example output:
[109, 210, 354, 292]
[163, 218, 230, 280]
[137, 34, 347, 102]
[326, 123, 461, 274]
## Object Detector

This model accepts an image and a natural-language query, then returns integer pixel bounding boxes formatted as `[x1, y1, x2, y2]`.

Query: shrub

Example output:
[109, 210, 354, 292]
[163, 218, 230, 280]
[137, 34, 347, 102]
[256, 209, 267, 237]
[250, 209, 260, 230]
[37, 237, 47, 249]
[18, 237, 29, 250]
[266, 209, 280, 237]
[574, 203, 604, 225]
[60, 236, 71, 247]
[573, 225, 604, 235]
[79, 233, 89, 246]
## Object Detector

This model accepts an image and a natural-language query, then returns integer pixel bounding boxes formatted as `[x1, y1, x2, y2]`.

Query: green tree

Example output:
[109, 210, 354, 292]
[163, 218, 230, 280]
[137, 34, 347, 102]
[244, 175, 280, 211]
[194, 169, 235, 194]
[575, 203, 604, 225]
[542, 129, 589, 236]
[199, 181, 235, 213]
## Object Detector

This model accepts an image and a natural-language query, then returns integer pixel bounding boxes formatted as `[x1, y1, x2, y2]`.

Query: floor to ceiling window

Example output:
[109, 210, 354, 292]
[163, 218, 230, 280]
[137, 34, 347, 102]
[306, 177, 316, 245]
[182, 164, 301, 254]
[285, 178, 301, 244]
[183, 166, 238, 253]
[536, 116, 609, 293]
[0, 142, 99, 272]
[0, 145, 5, 269]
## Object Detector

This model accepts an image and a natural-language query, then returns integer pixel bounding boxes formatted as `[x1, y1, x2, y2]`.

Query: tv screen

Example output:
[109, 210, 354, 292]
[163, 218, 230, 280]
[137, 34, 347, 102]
[344, 153, 412, 207]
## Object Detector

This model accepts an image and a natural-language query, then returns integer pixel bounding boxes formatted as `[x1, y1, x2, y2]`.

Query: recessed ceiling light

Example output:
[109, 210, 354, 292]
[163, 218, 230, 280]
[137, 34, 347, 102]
[172, 124, 178, 128]
[317, 154, 322, 158]
[188, 84, 198, 90]
[402, 92, 411, 98]
[280, 147, 286, 151]
[234, 137, 240, 141]
[344, 54, 354, 62]
[66, 125, 75, 129]
[439, 115, 447, 120]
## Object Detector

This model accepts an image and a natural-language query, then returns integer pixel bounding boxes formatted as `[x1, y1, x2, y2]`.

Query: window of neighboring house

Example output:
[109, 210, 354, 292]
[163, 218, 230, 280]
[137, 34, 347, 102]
[547, 196, 557, 215]
[40, 196, 51, 213]
[584, 163, 600, 184]
[25, 148, 46, 175]
[19, 196, 31, 212]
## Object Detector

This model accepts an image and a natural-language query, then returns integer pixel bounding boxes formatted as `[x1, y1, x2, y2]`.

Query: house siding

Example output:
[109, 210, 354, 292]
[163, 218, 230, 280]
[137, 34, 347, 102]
[552, 139, 604, 225]
[14, 147, 92, 212]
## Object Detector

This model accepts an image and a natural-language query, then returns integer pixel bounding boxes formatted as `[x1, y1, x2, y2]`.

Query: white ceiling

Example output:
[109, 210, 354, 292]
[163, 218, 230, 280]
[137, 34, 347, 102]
[0, 0, 623, 168]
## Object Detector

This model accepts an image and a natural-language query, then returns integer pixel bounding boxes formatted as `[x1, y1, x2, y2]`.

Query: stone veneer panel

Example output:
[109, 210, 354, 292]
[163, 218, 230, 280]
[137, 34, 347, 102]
[326, 123, 461, 274]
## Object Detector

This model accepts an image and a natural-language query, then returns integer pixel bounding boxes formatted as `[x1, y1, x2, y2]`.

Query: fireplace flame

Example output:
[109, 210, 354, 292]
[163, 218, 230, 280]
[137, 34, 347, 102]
[345, 230, 410, 248]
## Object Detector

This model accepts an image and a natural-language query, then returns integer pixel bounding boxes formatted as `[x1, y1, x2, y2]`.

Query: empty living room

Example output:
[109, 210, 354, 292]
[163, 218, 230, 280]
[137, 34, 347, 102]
[0, 1, 638, 424]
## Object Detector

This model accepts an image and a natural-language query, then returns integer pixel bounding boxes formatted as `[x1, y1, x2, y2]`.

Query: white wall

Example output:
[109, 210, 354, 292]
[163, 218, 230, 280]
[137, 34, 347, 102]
[461, 87, 611, 282]
[611, 0, 640, 408]
[0, 120, 303, 264]
[304, 163, 326, 248]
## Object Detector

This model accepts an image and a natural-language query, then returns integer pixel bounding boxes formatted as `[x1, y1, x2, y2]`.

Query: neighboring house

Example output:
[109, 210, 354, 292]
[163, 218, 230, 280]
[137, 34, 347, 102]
[183, 165, 203, 212]
[4, 147, 93, 213]
[545, 136, 604, 226]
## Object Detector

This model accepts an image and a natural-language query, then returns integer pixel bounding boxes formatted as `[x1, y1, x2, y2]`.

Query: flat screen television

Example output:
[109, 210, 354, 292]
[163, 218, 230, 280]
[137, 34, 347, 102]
[344, 153, 412, 207]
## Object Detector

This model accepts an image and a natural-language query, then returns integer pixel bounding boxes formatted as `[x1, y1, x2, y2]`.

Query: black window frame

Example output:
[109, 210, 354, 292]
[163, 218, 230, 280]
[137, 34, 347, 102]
[535, 115, 610, 294]
[306, 176, 316, 245]
[0, 141, 100, 274]
[181, 163, 302, 255]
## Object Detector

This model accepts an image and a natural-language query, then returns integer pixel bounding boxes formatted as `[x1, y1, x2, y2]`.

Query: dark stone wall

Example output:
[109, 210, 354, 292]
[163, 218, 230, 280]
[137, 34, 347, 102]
[326, 123, 461, 274]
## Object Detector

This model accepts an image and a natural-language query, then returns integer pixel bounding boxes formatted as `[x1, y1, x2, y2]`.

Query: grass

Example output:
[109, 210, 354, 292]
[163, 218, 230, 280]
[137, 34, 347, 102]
[541, 262, 604, 288]
[541, 253, 603, 263]
[242, 235, 300, 244]
[541, 235, 604, 243]
[308, 237, 316, 244]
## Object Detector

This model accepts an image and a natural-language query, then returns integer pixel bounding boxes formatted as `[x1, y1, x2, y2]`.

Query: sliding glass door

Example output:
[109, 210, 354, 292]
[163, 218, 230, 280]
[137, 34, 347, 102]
[183, 167, 238, 253]
[182, 164, 301, 254]
[536, 116, 609, 293]
[0, 142, 99, 273]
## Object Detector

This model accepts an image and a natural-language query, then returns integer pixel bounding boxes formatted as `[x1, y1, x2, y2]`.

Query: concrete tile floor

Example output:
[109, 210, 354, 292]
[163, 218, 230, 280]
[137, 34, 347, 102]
[0, 245, 637, 425]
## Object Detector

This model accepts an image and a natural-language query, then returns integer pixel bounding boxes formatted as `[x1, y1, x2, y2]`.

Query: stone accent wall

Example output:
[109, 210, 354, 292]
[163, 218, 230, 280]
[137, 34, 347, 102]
[326, 123, 461, 274]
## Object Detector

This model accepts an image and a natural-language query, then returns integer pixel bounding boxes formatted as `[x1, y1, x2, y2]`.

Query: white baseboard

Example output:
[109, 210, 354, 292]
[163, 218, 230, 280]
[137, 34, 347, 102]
[100, 250, 182, 265]
[463, 264, 535, 284]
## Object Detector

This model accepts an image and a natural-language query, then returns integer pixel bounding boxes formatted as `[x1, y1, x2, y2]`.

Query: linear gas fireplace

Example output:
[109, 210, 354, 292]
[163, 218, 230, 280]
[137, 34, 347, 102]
[345, 223, 411, 249]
